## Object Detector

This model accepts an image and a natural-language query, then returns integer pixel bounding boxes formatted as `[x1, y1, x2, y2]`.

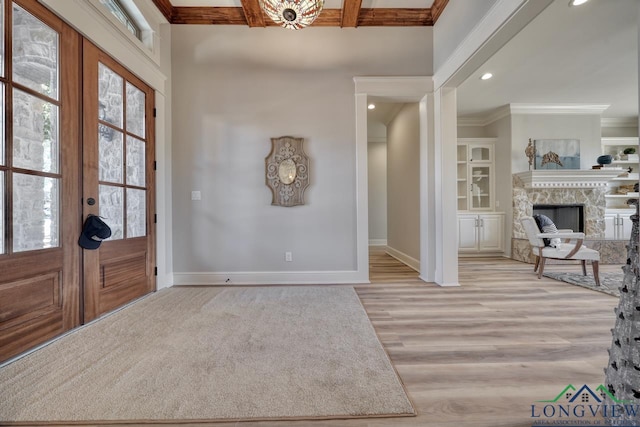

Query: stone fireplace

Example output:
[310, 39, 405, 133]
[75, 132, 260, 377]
[511, 170, 627, 264]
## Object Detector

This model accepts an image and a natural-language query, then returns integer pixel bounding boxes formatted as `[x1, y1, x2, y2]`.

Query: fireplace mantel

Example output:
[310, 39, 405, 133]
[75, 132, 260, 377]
[514, 170, 623, 189]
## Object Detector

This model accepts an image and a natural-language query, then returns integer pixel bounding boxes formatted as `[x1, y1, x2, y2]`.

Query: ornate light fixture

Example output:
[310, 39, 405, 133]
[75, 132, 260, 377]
[259, 0, 324, 30]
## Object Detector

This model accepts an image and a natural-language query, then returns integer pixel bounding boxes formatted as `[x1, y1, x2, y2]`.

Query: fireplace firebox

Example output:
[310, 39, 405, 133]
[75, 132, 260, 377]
[533, 204, 585, 233]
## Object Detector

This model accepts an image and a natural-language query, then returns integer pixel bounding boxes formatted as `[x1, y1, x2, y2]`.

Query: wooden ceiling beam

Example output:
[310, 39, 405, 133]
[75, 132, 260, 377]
[169, 8, 434, 26]
[240, 0, 266, 27]
[172, 7, 248, 25]
[341, 0, 362, 27]
[151, 0, 174, 22]
[430, 0, 449, 24]
[357, 9, 432, 26]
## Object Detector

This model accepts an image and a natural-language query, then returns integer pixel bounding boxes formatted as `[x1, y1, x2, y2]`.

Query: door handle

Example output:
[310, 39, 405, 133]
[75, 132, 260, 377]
[87, 197, 96, 206]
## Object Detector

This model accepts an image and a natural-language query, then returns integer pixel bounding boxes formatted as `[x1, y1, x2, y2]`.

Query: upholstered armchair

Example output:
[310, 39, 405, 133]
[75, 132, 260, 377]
[521, 216, 600, 286]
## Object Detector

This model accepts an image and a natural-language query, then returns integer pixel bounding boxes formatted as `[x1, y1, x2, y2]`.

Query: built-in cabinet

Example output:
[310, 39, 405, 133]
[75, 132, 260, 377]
[601, 137, 638, 240]
[457, 139, 504, 255]
[602, 137, 639, 210]
[457, 139, 495, 211]
[604, 211, 634, 240]
[458, 213, 505, 253]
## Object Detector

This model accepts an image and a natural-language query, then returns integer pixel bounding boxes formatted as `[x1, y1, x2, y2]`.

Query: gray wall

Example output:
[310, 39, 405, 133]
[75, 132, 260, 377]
[171, 26, 432, 274]
[511, 114, 601, 173]
[386, 103, 420, 261]
[367, 140, 387, 243]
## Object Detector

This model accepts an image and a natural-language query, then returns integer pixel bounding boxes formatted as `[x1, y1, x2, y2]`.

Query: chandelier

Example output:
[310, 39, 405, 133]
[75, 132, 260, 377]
[259, 0, 324, 30]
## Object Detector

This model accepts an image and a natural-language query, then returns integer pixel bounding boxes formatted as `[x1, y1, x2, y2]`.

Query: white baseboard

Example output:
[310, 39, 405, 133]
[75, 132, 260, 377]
[173, 270, 369, 285]
[368, 239, 388, 246]
[385, 246, 420, 272]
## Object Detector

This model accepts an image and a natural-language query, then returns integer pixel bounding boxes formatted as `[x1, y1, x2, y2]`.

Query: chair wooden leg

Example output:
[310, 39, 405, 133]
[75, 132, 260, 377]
[592, 261, 600, 286]
[534, 256, 540, 272]
[581, 260, 587, 276]
[537, 257, 546, 279]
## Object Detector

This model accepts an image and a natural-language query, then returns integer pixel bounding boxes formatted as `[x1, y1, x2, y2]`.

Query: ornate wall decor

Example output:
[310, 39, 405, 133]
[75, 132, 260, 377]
[265, 136, 310, 207]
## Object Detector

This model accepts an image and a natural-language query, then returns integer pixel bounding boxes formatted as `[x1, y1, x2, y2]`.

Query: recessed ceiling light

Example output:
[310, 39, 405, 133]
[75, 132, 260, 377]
[480, 73, 493, 80]
[569, 0, 588, 6]
[368, 104, 376, 110]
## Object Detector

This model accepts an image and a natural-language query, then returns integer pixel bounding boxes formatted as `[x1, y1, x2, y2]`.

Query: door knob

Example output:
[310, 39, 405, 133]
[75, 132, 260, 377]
[87, 197, 96, 206]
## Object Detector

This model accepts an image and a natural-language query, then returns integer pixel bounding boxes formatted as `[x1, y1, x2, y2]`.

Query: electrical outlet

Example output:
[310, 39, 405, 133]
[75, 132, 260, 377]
[285, 252, 292, 262]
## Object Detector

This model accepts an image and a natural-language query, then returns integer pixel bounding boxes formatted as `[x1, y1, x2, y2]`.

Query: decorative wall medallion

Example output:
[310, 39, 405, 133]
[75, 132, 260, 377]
[265, 136, 310, 207]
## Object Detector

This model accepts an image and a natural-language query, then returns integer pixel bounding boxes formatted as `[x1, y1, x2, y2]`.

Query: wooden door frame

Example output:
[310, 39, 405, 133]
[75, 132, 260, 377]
[82, 39, 156, 322]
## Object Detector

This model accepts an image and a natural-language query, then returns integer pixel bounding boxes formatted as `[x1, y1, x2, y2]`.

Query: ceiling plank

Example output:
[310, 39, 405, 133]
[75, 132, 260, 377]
[240, 0, 266, 27]
[357, 9, 432, 26]
[341, 0, 362, 27]
[172, 7, 248, 25]
[430, 0, 449, 24]
[151, 0, 174, 22]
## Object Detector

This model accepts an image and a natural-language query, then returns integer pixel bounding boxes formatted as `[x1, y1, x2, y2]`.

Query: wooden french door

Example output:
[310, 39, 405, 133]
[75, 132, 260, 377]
[81, 40, 156, 322]
[0, 1, 155, 362]
[0, 0, 81, 362]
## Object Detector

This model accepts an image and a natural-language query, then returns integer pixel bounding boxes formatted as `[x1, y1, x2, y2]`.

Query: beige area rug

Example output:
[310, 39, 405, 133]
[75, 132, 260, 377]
[0, 286, 415, 423]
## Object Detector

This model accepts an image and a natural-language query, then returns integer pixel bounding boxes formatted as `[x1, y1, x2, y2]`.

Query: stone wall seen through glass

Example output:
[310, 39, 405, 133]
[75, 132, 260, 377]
[99, 128, 123, 183]
[126, 188, 145, 238]
[12, 4, 58, 100]
[13, 173, 59, 252]
[98, 63, 123, 128]
[126, 82, 145, 138]
[99, 184, 123, 240]
[13, 89, 58, 173]
[126, 136, 144, 187]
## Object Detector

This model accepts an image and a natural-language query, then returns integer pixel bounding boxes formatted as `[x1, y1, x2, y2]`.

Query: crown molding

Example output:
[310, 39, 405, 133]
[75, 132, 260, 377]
[601, 117, 638, 127]
[458, 104, 620, 128]
[509, 103, 611, 115]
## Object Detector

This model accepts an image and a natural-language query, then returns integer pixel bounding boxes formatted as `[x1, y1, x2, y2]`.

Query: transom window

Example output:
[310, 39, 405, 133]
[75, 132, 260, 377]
[99, 0, 140, 39]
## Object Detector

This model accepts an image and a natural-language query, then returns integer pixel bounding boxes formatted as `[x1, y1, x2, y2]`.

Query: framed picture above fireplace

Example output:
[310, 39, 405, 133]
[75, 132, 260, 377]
[534, 139, 580, 170]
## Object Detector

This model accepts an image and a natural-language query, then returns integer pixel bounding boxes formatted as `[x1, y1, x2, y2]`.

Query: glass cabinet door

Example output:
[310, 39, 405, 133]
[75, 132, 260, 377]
[470, 165, 491, 209]
[469, 145, 492, 162]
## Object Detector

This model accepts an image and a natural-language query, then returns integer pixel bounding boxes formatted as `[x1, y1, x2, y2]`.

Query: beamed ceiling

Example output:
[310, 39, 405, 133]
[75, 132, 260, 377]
[150, 0, 448, 27]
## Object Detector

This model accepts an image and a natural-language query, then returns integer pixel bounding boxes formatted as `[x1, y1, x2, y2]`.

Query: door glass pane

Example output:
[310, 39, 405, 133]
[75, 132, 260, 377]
[13, 89, 59, 173]
[13, 173, 59, 252]
[126, 188, 145, 238]
[0, 172, 3, 254]
[99, 128, 123, 183]
[126, 136, 144, 187]
[99, 184, 123, 240]
[0, 0, 4, 78]
[126, 82, 145, 138]
[12, 4, 58, 100]
[98, 63, 123, 128]
[0, 84, 4, 166]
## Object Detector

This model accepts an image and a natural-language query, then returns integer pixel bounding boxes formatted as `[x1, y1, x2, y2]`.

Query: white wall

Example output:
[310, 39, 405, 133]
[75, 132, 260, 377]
[511, 114, 602, 173]
[602, 126, 639, 138]
[171, 26, 432, 284]
[367, 140, 387, 244]
[485, 116, 511, 255]
[457, 125, 490, 138]
[386, 103, 420, 268]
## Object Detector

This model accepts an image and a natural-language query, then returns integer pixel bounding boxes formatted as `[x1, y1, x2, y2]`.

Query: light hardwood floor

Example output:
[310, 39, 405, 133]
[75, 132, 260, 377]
[230, 250, 622, 427]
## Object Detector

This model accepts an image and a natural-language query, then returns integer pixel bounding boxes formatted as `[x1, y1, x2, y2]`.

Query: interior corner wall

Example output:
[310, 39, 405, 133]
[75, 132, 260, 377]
[484, 116, 512, 256]
[170, 26, 432, 282]
[510, 115, 602, 173]
[457, 125, 491, 138]
[368, 140, 387, 244]
[386, 103, 420, 265]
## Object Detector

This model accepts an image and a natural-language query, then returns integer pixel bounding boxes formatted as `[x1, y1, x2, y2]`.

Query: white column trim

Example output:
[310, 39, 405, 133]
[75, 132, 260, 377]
[355, 93, 371, 283]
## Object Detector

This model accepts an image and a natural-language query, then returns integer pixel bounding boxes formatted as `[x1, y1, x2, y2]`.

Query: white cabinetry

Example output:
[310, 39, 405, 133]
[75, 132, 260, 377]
[458, 213, 505, 254]
[457, 139, 496, 211]
[604, 211, 633, 240]
[602, 137, 639, 210]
